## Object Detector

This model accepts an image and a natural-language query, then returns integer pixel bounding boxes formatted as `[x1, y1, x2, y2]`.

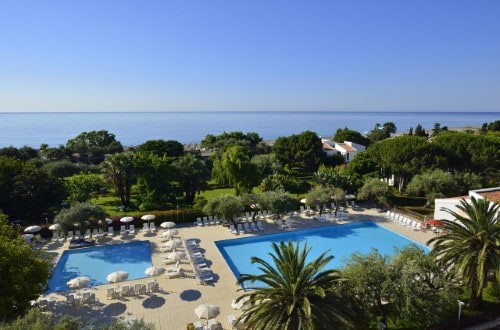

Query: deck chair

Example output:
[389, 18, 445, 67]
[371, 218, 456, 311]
[196, 217, 203, 226]
[149, 222, 157, 232]
[257, 221, 265, 231]
[107, 288, 118, 300]
[141, 223, 149, 232]
[237, 223, 245, 234]
[51, 232, 60, 242]
[107, 226, 115, 236]
[147, 281, 158, 293]
[128, 224, 136, 234]
[84, 229, 91, 239]
[229, 224, 238, 234]
[120, 225, 127, 235]
[135, 283, 146, 295]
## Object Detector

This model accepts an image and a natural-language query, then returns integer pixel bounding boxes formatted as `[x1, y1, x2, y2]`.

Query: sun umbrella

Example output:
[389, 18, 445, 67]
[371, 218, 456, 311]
[163, 239, 182, 250]
[120, 216, 134, 223]
[48, 224, 61, 231]
[428, 219, 443, 226]
[345, 194, 356, 200]
[144, 266, 165, 277]
[160, 221, 176, 229]
[167, 251, 186, 261]
[120, 216, 134, 230]
[24, 225, 41, 233]
[195, 303, 220, 319]
[300, 198, 307, 204]
[107, 271, 129, 283]
[141, 214, 155, 221]
[67, 276, 90, 289]
[161, 229, 179, 237]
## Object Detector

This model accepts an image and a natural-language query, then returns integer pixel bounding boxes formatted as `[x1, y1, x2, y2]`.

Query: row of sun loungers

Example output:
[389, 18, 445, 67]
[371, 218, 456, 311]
[183, 238, 215, 285]
[106, 281, 159, 300]
[229, 220, 265, 234]
[66, 291, 97, 306]
[386, 211, 423, 231]
[140, 222, 157, 232]
[196, 216, 222, 226]
[314, 211, 349, 223]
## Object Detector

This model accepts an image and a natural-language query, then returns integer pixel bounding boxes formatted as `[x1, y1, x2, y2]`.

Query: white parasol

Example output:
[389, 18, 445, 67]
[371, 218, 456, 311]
[163, 239, 182, 250]
[161, 229, 179, 238]
[67, 276, 90, 289]
[24, 225, 41, 233]
[195, 303, 220, 319]
[107, 271, 129, 283]
[166, 250, 186, 261]
[48, 224, 61, 231]
[160, 221, 176, 229]
[120, 216, 134, 230]
[144, 266, 165, 277]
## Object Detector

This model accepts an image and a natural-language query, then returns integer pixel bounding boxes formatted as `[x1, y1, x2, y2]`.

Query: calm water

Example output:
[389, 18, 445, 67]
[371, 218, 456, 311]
[216, 221, 430, 289]
[46, 240, 152, 293]
[1, 111, 498, 148]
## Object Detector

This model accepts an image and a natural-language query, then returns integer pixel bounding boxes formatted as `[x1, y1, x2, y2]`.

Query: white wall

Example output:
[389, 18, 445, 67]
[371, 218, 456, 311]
[434, 198, 466, 221]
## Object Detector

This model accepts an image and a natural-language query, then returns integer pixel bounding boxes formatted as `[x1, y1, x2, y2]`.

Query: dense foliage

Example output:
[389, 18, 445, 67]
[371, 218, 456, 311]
[428, 197, 500, 309]
[236, 241, 353, 329]
[0, 214, 51, 321]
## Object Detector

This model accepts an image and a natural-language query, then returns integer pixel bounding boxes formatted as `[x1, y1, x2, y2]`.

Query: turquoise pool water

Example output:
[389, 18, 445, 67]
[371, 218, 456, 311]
[215, 221, 430, 289]
[46, 240, 152, 293]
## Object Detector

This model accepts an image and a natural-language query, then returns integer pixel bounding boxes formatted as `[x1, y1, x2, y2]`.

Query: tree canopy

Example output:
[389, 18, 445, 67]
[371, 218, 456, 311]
[0, 213, 51, 321]
[66, 130, 123, 164]
[428, 197, 500, 309]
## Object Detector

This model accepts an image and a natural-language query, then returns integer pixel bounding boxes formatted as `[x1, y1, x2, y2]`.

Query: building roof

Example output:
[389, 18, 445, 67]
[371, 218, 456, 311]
[322, 142, 336, 151]
[478, 189, 500, 203]
[337, 143, 356, 152]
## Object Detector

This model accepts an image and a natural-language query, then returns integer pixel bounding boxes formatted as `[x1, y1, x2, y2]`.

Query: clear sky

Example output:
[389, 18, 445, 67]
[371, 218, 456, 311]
[1, 0, 499, 112]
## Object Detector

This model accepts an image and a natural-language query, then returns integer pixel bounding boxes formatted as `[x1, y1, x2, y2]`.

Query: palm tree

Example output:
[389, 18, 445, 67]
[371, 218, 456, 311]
[235, 241, 353, 329]
[428, 196, 500, 309]
[100, 152, 136, 208]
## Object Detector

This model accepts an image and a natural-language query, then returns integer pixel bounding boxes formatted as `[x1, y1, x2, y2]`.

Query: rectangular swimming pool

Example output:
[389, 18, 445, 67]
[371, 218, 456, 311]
[215, 221, 430, 289]
[46, 240, 152, 293]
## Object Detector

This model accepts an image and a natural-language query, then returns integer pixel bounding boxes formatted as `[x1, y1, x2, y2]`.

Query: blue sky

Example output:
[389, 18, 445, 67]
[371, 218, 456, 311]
[1, 0, 499, 112]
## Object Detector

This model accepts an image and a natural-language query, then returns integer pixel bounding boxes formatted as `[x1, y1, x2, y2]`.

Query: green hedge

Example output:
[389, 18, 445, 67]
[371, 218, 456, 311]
[388, 195, 427, 207]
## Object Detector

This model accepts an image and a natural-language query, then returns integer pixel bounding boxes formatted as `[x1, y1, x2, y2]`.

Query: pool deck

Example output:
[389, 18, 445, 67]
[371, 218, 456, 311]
[37, 206, 437, 329]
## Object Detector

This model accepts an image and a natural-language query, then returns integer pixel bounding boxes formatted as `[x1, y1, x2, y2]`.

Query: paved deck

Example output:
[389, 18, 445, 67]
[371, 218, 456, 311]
[37, 206, 436, 329]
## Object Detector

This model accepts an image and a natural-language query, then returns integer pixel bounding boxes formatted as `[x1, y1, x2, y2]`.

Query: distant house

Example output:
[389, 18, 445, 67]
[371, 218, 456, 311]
[321, 139, 366, 163]
[433, 187, 500, 221]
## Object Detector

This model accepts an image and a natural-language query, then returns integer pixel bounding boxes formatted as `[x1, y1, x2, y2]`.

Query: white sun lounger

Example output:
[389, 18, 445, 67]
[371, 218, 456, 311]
[257, 221, 265, 231]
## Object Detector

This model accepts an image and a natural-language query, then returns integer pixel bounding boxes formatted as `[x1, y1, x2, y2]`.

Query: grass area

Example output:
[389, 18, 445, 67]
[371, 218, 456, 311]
[93, 195, 140, 217]
[199, 187, 236, 200]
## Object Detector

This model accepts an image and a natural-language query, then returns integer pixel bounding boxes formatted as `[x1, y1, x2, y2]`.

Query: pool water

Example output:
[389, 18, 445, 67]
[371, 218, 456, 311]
[216, 221, 430, 289]
[46, 240, 152, 293]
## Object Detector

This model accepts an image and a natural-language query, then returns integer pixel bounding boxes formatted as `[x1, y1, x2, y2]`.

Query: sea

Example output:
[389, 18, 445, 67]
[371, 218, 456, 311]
[0, 111, 498, 148]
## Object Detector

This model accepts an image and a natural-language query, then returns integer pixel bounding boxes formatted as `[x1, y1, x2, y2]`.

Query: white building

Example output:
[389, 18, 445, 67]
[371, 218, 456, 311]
[322, 139, 366, 163]
[433, 187, 500, 221]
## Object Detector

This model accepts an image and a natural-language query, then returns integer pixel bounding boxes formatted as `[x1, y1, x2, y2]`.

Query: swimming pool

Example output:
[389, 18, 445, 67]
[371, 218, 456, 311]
[216, 221, 430, 289]
[46, 240, 152, 293]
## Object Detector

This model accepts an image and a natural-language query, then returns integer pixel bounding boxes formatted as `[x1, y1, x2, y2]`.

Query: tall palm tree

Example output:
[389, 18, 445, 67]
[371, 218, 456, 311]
[235, 241, 353, 329]
[100, 152, 136, 208]
[428, 196, 499, 309]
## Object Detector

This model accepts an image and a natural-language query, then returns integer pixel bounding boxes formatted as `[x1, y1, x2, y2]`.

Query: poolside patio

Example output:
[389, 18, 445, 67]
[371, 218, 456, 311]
[36, 206, 436, 329]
